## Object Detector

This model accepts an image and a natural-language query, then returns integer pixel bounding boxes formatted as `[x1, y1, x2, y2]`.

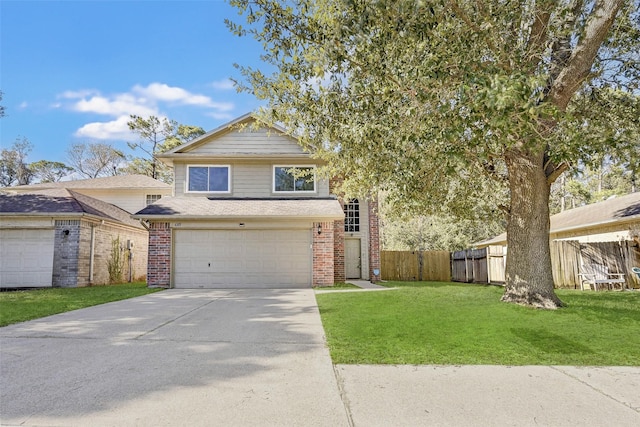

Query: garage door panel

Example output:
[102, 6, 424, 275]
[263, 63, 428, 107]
[174, 229, 312, 288]
[0, 229, 55, 288]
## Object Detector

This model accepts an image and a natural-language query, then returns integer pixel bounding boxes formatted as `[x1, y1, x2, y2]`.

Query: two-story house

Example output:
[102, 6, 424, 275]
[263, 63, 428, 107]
[134, 113, 381, 288]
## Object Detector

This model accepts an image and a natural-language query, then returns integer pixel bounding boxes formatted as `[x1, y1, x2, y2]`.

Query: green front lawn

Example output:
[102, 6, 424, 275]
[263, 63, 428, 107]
[316, 281, 640, 366]
[0, 282, 162, 327]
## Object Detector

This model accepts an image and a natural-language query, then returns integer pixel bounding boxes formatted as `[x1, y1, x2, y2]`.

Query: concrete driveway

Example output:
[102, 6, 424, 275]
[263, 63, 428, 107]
[2, 289, 640, 427]
[0, 289, 349, 426]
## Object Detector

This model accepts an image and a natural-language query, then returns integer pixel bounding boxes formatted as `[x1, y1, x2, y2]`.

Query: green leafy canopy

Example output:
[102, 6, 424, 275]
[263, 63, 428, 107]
[228, 0, 639, 217]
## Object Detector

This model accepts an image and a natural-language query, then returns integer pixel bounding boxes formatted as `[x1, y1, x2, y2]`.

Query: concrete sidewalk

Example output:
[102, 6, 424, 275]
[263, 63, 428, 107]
[1, 289, 639, 426]
[336, 364, 640, 426]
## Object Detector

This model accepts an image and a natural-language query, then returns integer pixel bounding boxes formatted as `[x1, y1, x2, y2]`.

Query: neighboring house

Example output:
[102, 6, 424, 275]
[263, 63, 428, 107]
[0, 189, 148, 288]
[7, 174, 172, 214]
[134, 113, 381, 289]
[477, 192, 640, 247]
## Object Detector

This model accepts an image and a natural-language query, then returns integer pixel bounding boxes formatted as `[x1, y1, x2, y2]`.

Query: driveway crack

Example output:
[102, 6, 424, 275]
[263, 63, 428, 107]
[333, 365, 356, 427]
[134, 291, 238, 340]
[551, 366, 640, 413]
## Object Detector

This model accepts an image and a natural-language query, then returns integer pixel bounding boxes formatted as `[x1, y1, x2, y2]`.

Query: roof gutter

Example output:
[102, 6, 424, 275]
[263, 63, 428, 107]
[131, 214, 345, 221]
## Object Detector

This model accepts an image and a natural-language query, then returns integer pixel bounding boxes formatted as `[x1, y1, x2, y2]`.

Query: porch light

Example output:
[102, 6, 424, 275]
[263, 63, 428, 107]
[317, 223, 322, 235]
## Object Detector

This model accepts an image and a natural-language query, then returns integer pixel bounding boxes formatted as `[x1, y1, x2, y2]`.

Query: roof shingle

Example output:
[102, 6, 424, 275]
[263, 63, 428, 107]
[134, 197, 345, 220]
[0, 189, 143, 229]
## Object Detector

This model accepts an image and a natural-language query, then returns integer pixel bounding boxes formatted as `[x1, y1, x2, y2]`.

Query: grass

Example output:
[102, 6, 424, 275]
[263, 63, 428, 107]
[316, 281, 640, 366]
[0, 282, 162, 327]
[314, 282, 360, 290]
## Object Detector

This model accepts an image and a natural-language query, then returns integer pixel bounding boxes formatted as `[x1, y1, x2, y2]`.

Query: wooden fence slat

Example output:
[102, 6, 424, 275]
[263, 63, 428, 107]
[381, 251, 451, 282]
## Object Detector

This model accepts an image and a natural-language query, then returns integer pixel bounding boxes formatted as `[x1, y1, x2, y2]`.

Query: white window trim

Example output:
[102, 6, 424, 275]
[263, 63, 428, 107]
[145, 194, 163, 206]
[186, 165, 232, 194]
[272, 165, 317, 193]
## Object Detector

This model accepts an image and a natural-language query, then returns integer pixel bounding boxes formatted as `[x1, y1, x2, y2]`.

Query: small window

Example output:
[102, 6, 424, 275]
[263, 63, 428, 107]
[187, 166, 230, 193]
[345, 199, 360, 232]
[273, 166, 316, 193]
[146, 194, 162, 206]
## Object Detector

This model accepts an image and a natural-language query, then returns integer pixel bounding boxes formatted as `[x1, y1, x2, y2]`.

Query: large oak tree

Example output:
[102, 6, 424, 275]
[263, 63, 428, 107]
[228, 0, 639, 308]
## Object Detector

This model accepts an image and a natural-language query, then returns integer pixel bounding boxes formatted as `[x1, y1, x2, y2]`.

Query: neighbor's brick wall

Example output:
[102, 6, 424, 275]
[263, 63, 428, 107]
[147, 222, 171, 288]
[368, 200, 381, 283]
[333, 220, 345, 282]
[313, 221, 335, 286]
[53, 220, 149, 287]
[53, 220, 81, 288]
[80, 222, 149, 286]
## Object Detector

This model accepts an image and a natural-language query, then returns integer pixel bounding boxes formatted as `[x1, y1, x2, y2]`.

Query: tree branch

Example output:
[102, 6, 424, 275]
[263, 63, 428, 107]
[549, 0, 624, 110]
[525, 2, 552, 69]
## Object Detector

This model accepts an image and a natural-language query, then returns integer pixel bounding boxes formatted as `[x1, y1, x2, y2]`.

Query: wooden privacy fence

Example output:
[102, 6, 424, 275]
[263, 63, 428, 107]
[452, 241, 639, 289]
[381, 251, 451, 282]
[382, 241, 639, 288]
[451, 246, 506, 284]
[551, 240, 640, 289]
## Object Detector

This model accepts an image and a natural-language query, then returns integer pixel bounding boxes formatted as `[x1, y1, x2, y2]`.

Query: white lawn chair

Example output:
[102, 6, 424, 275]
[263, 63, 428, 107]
[578, 264, 626, 291]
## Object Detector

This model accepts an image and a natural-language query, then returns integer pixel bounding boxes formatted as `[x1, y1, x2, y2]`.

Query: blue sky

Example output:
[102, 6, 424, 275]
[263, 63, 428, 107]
[1, 0, 267, 164]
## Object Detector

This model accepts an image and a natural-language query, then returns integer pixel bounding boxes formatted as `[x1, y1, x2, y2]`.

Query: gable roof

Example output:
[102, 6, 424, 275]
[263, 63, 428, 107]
[133, 197, 345, 221]
[7, 174, 171, 192]
[158, 113, 308, 162]
[476, 192, 640, 247]
[0, 189, 143, 229]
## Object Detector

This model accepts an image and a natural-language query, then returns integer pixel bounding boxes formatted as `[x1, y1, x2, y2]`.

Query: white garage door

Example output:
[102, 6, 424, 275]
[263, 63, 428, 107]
[0, 229, 55, 288]
[173, 229, 312, 288]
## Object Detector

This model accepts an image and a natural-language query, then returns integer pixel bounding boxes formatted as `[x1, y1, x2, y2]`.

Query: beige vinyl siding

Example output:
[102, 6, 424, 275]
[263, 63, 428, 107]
[174, 161, 330, 198]
[71, 189, 171, 214]
[186, 127, 306, 155]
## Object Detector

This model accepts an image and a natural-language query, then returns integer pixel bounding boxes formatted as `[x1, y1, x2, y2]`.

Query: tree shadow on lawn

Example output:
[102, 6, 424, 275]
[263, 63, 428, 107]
[509, 327, 595, 357]
[558, 290, 640, 324]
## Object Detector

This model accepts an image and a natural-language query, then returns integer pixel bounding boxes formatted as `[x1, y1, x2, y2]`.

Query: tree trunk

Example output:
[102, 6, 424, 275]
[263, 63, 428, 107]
[502, 149, 564, 309]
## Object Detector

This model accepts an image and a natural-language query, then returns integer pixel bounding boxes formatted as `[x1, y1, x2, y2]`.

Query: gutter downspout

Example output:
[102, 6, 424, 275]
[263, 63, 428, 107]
[89, 224, 96, 284]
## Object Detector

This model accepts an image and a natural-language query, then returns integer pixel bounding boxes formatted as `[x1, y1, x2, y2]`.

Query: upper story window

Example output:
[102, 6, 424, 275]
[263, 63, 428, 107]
[187, 165, 230, 193]
[146, 194, 162, 205]
[344, 199, 360, 232]
[273, 166, 316, 193]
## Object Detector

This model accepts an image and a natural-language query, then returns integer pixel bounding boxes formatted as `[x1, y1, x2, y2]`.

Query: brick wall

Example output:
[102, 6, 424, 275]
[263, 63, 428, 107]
[147, 222, 171, 288]
[333, 220, 345, 282]
[368, 200, 381, 282]
[84, 223, 149, 286]
[313, 221, 335, 286]
[53, 220, 149, 287]
[53, 220, 81, 287]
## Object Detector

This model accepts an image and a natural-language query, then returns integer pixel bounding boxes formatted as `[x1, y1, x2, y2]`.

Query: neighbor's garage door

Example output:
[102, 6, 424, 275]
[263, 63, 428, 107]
[0, 229, 55, 288]
[173, 229, 312, 288]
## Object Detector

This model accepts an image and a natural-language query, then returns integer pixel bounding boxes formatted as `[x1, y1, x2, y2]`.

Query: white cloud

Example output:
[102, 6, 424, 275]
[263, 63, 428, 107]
[206, 111, 235, 120]
[73, 94, 157, 117]
[132, 83, 213, 106]
[211, 79, 236, 91]
[74, 115, 133, 140]
[209, 101, 235, 112]
[60, 89, 100, 99]
[18, 101, 28, 109]
[60, 82, 238, 140]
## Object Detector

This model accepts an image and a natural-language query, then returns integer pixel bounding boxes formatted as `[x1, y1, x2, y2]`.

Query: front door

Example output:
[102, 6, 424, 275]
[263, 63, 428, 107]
[345, 238, 361, 279]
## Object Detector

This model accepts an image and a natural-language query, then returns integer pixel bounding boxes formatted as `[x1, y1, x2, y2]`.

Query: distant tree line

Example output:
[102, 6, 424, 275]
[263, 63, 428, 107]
[0, 114, 205, 187]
